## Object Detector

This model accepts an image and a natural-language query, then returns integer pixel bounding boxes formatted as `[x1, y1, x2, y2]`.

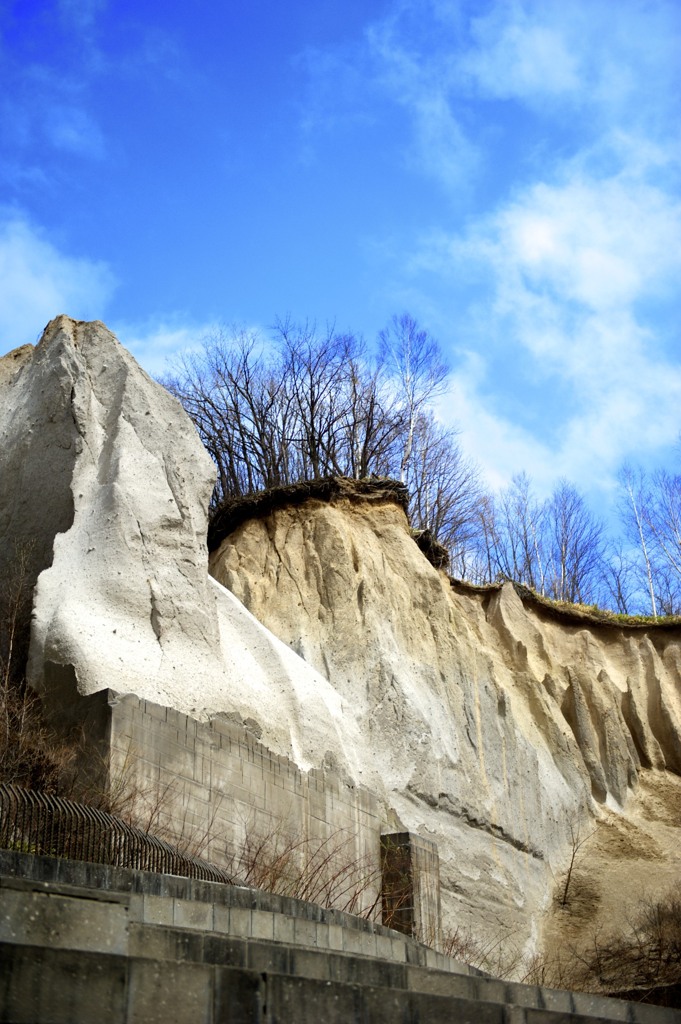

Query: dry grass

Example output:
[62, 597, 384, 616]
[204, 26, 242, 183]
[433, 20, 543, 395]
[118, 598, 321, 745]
[224, 816, 382, 917]
[80, 741, 383, 918]
[0, 543, 78, 795]
[441, 924, 525, 977]
[428, 887, 681, 1011]
[577, 894, 681, 996]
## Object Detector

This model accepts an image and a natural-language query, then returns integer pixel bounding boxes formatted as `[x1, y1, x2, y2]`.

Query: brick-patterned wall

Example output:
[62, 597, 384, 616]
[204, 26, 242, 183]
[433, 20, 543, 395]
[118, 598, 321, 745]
[76, 690, 382, 919]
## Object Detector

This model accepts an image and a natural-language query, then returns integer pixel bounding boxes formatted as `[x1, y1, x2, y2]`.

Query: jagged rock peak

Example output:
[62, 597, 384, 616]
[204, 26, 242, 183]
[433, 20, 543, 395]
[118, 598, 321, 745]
[0, 317, 362, 772]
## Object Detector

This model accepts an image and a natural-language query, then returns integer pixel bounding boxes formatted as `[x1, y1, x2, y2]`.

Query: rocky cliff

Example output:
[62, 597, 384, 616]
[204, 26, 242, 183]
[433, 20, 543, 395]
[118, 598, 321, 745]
[209, 484, 681, 957]
[2, 317, 679, 966]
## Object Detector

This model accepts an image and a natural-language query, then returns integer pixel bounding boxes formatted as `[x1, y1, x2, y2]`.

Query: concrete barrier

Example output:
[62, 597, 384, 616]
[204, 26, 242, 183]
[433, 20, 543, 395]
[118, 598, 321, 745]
[1, 851, 678, 1024]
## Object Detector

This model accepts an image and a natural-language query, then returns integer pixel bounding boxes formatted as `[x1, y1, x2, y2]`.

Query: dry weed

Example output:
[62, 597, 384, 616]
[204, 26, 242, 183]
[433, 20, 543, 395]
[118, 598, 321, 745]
[225, 815, 382, 917]
[0, 543, 78, 794]
[441, 924, 525, 977]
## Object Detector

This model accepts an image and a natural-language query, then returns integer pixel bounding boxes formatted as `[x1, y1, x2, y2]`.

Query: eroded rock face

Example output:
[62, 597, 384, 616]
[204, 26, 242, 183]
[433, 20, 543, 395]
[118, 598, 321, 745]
[0, 317, 360, 771]
[3, 318, 679, 960]
[209, 494, 681, 952]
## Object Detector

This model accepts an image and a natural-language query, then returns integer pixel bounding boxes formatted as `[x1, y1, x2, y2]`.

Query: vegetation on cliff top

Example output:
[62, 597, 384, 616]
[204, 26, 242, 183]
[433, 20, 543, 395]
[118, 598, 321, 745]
[167, 315, 681, 619]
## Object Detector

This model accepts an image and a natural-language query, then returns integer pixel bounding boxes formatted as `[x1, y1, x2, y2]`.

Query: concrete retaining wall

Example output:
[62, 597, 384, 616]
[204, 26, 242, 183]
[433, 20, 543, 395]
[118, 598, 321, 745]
[73, 691, 384, 919]
[1, 852, 677, 1024]
[0, 850, 462, 972]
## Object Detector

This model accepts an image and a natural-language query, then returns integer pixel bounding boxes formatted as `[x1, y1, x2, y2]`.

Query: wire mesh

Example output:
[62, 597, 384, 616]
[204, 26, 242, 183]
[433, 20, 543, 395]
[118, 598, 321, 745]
[0, 782, 232, 884]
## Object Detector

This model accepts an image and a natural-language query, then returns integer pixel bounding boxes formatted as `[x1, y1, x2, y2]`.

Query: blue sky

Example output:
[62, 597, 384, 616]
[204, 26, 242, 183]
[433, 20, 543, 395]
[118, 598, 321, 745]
[1, 0, 679, 513]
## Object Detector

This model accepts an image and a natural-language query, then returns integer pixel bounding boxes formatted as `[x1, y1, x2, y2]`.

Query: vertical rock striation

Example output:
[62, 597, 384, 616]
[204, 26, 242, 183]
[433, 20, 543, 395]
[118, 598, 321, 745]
[209, 491, 681, 952]
[2, 318, 679, 961]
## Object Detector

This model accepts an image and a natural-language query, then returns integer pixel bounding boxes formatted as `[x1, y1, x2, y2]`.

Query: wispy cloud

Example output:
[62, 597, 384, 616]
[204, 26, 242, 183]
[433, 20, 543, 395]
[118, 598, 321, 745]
[342, 0, 681, 496]
[43, 105, 106, 157]
[363, 8, 480, 191]
[114, 319, 216, 379]
[462, 0, 681, 131]
[431, 157, 681, 492]
[0, 210, 210, 380]
[440, 350, 557, 494]
[56, 0, 107, 34]
[0, 210, 116, 352]
[0, 65, 107, 175]
[463, 9, 580, 101]
[0, 1, 187, 190]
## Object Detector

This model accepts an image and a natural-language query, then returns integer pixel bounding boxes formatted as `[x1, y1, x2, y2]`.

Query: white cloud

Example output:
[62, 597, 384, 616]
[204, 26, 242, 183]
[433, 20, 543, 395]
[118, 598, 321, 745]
[462, 0, 681, 128]
[430, 163, 681, 494]
[114, 319, 216, 379]
[440, 351, 558, 495]
[464, 8, 580, 100]
[408, 91, 480, 189]
[0, 211, 214, 382]
[356, 0, 680, 201]
[44, 105, 106, 157]
[350, 0, 681, 498]
[0, 211, 116, 354]
[476, 168, 681, 353]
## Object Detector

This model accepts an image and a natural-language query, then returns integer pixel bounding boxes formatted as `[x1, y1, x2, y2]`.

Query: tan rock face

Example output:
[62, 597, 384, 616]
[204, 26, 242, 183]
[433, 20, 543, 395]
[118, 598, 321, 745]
[210, 494, 681, 953]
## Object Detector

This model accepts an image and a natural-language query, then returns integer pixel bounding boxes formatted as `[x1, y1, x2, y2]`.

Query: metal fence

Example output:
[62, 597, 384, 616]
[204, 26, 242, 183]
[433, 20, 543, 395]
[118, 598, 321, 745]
[0, 782, 233, 884]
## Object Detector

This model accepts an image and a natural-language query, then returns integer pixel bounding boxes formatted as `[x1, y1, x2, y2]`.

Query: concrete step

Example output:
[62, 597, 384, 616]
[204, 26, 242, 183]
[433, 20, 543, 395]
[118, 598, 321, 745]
[123, 920, 678, 1024]
[0, 942, 653, 1024]
[0, 851, 467, 974]
[3, 895, 676, 1024]
[1, 853, 679, 1024]
[126, 922, 681, 1024]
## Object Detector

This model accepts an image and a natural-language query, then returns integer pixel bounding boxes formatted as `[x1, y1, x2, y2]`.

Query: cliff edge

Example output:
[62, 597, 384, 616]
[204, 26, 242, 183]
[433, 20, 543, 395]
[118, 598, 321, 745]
[209, 480, 681, 958]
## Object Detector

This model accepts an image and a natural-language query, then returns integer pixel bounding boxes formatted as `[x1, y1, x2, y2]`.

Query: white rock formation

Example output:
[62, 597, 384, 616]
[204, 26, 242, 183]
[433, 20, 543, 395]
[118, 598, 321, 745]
[0, 317, 360, 772]
[209, 492, 681, 953]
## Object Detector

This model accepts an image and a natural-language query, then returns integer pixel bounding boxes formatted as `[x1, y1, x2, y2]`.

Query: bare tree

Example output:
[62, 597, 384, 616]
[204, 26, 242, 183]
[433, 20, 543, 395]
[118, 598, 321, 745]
[162, 318, 420, 500]
[616, 464, 681, 616]
[163, 329, 296, 502]
[482, 473, 547, 591]
[474, 475, 605, 604]
[275, 318, 350, 480]
[378, 313, 449, 484]
[405, 412, 484, 568]
[618, 464, 658, 617]
[560, 818, 598, 908]
[162, 315, 488, 571]
[600, 539, 637, 615]
[544, 480, 605, 604]
[337, 350, 402, 480]
[645, 469, 681, 614]
[468, 494, 499, 585]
